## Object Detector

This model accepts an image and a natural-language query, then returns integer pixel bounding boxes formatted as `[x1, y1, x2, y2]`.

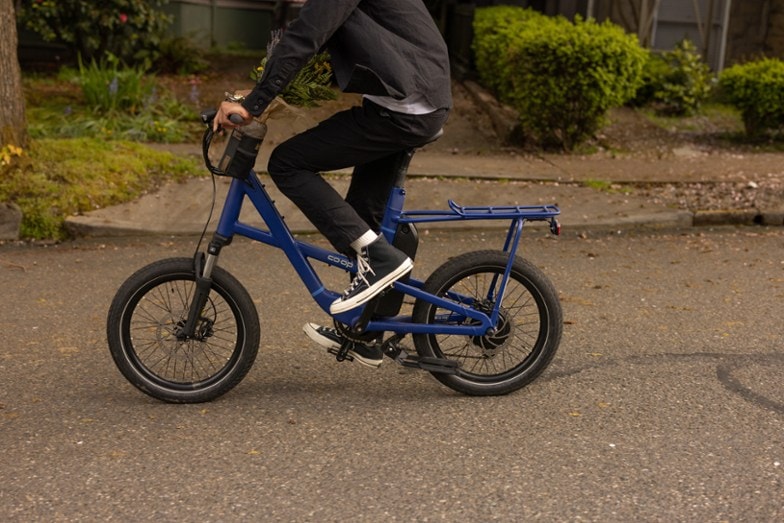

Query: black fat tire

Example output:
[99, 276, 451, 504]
[412, 250, 562, 396]
[107, 257, 260, 403]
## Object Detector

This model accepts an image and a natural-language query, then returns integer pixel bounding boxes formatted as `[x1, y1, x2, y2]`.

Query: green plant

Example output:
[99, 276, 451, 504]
[472, 6, 545, 97]
[154, 36, 209, 75]
[250, 50, 336, 107]
[27, 102, 200, 143]
[473, 8, 646, 150]
[75, 53, 154, 115]
[19, 0, 172, 66]
[26, 61, 200, 143]
[718, 57, 784, 137]
[634, 39, 714, 116]
[0, 138, 201, 239]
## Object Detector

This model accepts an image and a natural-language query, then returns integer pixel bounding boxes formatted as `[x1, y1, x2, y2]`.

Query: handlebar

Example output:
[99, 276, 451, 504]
[199, 107, 264, 179]
[199, 109, 246, 127]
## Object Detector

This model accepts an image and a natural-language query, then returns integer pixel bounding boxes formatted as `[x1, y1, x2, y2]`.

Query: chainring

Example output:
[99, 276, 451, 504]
[333, 320, 381, 344]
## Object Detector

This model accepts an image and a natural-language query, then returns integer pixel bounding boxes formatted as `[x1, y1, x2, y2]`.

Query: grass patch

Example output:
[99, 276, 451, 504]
[582, 179, 632, 194]
[0, 138, 202, 240]
[6, 65, 208, 241]
[642, 102, 744, 134]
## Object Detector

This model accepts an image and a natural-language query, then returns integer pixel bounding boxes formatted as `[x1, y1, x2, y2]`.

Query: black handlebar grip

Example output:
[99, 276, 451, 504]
[229, 113, 245, 125]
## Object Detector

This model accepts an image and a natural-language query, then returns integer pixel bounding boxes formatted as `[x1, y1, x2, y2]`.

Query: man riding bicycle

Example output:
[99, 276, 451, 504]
[214, 0, 452, 367]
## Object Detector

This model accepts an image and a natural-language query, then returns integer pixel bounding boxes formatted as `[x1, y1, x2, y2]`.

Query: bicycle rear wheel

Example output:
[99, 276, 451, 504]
[412, 250, 562, 396]
[107, 257, 260, 403]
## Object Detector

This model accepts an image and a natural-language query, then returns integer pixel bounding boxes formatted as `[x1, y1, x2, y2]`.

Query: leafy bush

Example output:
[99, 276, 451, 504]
[75, 54, 153, 114]
[718, 57, 784, 137]
[26, 58, 200, 143]
[633, 39, 714, 116]
[473, 7, 646, 150]
[154, 36, 210, 75]
[472, 7, 545, 97]
[19, 0, 172, 66]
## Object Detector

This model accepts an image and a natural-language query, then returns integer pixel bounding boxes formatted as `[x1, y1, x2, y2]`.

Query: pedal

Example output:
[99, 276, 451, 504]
[327, 341, 355, 363]
[380, 333, 406, 359]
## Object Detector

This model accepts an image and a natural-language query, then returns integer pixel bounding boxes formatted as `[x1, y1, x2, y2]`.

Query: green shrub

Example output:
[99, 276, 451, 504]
[19, 0, 172, 66]
[154, 36, 210, 75]
[29, 58, 200, 143]
[28, 98, 199, 143]
[474, 8, 646, 150]
[718, 57, 784, 137]
[633, 39, 714, 116]
[472, 7, 545, 97]
[75, 54, 154, 115]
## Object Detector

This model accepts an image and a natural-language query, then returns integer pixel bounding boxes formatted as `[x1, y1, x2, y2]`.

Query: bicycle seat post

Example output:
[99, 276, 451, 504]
[379, 128, 443, 239]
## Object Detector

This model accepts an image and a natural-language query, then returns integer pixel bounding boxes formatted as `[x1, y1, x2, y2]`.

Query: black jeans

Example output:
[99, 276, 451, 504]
[267, 99, 449, 254]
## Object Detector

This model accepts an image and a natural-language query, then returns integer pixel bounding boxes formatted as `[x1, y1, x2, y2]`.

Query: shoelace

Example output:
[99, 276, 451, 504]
[342, 251, 375, 298]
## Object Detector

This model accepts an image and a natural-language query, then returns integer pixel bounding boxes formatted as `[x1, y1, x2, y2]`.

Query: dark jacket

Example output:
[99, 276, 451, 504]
[242, 0, 452, 116]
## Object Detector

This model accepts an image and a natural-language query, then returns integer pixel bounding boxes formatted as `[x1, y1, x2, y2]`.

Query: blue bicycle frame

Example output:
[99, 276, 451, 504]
[210, 168, 560, 338]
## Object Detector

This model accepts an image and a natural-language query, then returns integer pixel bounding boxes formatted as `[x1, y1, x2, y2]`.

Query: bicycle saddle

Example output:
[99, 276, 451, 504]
[421, 128, 444, 147]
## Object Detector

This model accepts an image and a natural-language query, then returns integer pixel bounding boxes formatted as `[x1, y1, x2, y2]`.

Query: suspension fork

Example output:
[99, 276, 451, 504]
[176, 234, 232, 339]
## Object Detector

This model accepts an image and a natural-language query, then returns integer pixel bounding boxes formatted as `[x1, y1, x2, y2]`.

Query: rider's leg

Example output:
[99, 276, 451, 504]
[268, 103, 401, 252]
[268, 101, 445, 311]
[344, 154, 401, 233]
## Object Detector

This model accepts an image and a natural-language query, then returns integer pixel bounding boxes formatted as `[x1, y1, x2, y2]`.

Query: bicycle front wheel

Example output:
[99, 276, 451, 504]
[412, 250, 562, 396]
[107, 257, 260, 403]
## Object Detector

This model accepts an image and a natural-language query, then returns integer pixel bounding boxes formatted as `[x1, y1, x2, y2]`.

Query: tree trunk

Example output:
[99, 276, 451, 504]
[0, 0, 28, 149]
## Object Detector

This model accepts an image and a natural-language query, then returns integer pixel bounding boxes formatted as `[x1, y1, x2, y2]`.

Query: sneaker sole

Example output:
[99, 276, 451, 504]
[349, 352, 383, 368]
[329, 259, 413, 315]
[303, 322, 340, 350]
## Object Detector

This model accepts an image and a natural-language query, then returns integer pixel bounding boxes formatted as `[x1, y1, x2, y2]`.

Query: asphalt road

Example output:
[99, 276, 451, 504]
[1, 227, 782, 521]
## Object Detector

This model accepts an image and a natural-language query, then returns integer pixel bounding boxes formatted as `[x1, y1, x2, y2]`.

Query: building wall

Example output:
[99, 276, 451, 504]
[726, 0, 784, 63]
[587, 0, 784, 68]
[164, 0, 279, 50]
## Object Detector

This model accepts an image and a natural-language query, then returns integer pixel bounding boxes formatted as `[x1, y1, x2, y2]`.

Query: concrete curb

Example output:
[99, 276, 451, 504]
[693, 208, 784, 227]
[60, 175, 778, 239]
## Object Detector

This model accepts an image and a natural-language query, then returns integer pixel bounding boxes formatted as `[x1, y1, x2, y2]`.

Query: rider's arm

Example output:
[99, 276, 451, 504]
[241, 0, 360, 116]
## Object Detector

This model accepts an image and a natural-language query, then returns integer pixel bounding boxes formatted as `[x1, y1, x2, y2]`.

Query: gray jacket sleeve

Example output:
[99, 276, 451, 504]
[242, 0, 360, 116]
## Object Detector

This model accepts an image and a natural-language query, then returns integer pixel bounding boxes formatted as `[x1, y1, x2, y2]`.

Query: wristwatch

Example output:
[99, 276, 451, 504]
[224, 92, 246, 103]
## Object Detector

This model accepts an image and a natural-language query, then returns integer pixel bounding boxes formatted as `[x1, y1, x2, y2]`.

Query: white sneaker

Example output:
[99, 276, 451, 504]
[329, 235, 412, 314]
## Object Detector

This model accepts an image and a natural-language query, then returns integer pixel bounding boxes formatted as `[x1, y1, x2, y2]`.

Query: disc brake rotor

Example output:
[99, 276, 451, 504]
[470, 306, 514, 357]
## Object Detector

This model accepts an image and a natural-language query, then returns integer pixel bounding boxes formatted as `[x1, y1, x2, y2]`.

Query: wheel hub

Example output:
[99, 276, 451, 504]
[470, 307, 513, 357]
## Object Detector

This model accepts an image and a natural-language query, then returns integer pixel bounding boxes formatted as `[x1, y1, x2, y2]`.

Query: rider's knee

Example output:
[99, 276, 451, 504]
[266, 147, 289, 180]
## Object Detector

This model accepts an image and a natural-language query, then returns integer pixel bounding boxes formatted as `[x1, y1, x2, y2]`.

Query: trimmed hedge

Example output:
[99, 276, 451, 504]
[719, 58, 784, 137]
[473, 7, 646, 150]
[473, 7, 545, 98]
